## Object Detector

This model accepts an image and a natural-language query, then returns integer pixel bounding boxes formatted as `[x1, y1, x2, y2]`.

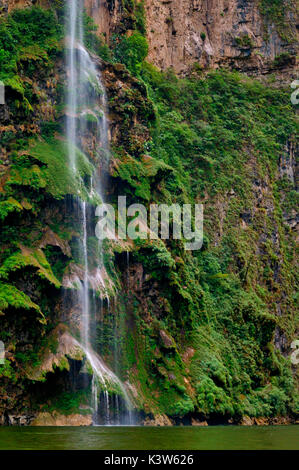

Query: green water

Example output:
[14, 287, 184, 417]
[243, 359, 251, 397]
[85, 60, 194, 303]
[0, 425, 298, 450]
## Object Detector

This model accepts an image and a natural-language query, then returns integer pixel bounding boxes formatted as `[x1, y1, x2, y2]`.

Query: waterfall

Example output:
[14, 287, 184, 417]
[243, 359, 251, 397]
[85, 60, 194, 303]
[81, 200, 89, 349]
[65, 0, 133, 425]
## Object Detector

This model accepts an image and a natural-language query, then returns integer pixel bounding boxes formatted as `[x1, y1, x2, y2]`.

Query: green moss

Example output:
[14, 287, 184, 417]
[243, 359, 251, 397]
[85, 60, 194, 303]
[0, 282, 44, 321]
[0, 197, 23, 221]
[112, 152, 172, 200]
[0, 7, 62, 110]
[0, 247, 61, 288]
[6, 164, 47, 192]
[141, 66, 297, 198]
[0, 3, 298, 421]
[272, 52, 294, 67]
[196, 377, 234, 416]
[114, 32, 149, 75]
[25, 138, 94, 200]
[134, 0, 146, 35]
[0, 359, 17, 384]
[42, 390, 91, 416]
[115, 66, 299, 419]
[235, 34, 254, 49]
[167, 397, 195, 418]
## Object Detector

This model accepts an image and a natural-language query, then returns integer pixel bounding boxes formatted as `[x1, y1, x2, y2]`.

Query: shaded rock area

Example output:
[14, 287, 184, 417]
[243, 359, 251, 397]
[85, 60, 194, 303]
[143, 414, 174, 426]
[0, 413, 35, 425]
[240, 415, 296, 426]
[25, 325, 84, 381]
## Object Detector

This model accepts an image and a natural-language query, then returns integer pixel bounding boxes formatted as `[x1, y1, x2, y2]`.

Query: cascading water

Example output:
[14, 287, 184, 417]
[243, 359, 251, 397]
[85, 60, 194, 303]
[65, 0, 133, 425]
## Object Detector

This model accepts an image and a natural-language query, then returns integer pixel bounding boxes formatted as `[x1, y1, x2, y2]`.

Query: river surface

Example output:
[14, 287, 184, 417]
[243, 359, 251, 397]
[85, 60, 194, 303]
[0, 425, 298, 450]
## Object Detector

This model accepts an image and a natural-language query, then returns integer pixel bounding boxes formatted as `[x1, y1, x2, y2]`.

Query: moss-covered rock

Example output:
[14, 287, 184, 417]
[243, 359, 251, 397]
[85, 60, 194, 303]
[0, 4, 298, 424]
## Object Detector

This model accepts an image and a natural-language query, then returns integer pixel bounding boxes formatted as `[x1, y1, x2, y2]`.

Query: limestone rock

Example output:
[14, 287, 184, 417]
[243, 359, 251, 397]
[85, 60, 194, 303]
[144, 0, 298, 75]
[143, 414, 174, 426]
[31, 411, 92, 426]
[240, 415, 254, 426]
[5, 0, 298, 76]
[254, 417, 269, 426]
[159, 330, 175, 349]
[25, 325, 84, 381]
[83, 0, 298, 76]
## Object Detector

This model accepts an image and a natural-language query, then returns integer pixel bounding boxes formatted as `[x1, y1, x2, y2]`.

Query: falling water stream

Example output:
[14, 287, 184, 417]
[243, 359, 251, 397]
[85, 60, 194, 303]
[65, 0, 133, 425]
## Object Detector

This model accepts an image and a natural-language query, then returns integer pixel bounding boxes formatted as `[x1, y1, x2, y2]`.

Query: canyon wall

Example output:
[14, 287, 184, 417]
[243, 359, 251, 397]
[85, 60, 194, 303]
[83, 0, 298, 76]
[3, 0, 298, 75]
[143, 0, 298, 74]
[1, 0, 50, 14]
[0, 0, 298, 425]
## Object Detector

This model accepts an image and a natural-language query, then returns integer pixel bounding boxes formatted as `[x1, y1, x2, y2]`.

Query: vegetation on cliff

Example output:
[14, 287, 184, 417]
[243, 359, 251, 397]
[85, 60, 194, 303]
[0, 4, 298, 423]
[116, 65, 298, 419]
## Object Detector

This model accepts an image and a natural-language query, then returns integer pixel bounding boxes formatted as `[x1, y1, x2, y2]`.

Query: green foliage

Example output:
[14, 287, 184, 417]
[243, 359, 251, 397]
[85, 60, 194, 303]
[115, 0, 146, 36]
[273, 52, 293, 67]
[0, 248, 61, 288]
[25, 138, 94, 199]
[44, 246, 69, 281]
[0, 7, 62, 109]
[9, 7, 61, 47]
[259, 0, 296, 42]
[168, 397, 195, 417]
[134, 240, 176, 279]
[112, 152, 172, 200]
[121, 65, 299, 419]
[83, 12, 112, 61]
[0, 359, 17, 384]
[15, 348, 41, 369]
[0, 282, 44, 321]
[196, 377, 234, 415]
[141, 65, 297, 198]
[43, 390, 90, 415]
[6, 163, 47, 192]
[40, 121, 62, 138]
[235, 34, 254, 49]
[115, 32, 148, 75]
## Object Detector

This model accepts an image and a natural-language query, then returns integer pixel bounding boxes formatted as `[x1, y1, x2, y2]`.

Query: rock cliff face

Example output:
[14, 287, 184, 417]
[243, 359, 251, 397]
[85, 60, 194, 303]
[5, 0, 298, 75]
[85, 0, 121, 38]
[83, 0, 298, 76]
[2, 0, 49, 14]
[143, 0, 298, 74]
[0, 1, 298, 425]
